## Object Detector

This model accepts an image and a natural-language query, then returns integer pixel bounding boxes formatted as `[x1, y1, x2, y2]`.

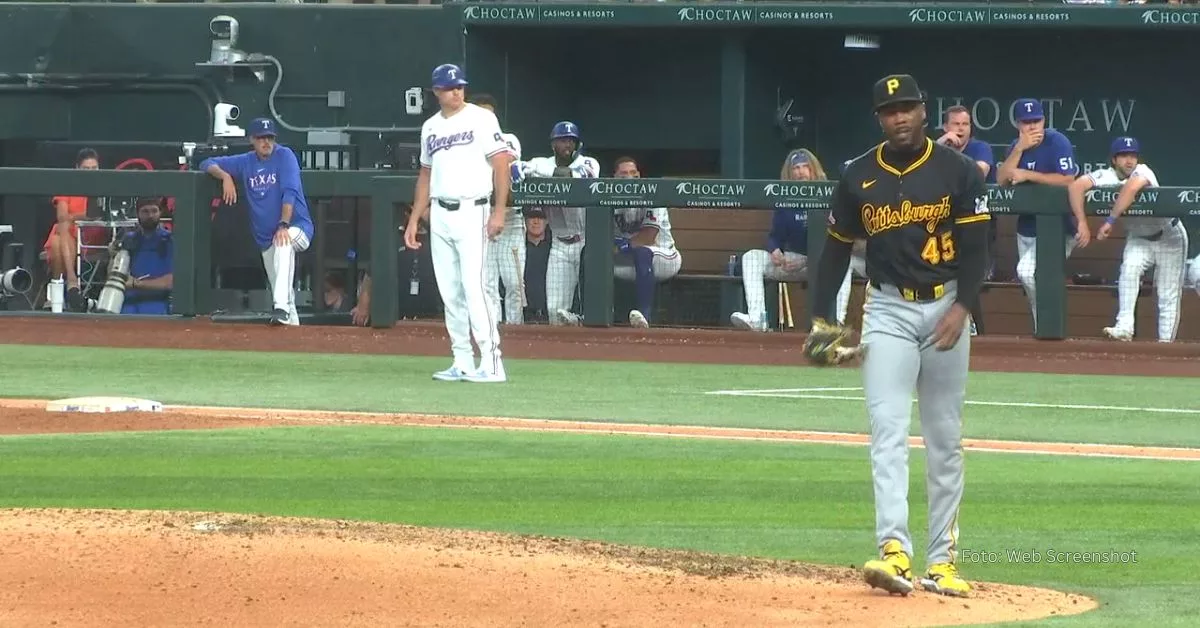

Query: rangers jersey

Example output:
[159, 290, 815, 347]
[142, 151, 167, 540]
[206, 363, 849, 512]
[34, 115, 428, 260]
[614, 206, 676, 250]
[1088, 163, 1168, 238]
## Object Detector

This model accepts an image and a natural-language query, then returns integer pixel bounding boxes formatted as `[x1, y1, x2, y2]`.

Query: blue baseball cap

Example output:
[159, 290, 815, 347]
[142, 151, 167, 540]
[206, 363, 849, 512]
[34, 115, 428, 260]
[1111, 136, 1139, 157]
[1013, 98, 1044, 122]
[432, 64, 468, 90]
[789, 151, 811, 167]
[248, 117, 277, 138]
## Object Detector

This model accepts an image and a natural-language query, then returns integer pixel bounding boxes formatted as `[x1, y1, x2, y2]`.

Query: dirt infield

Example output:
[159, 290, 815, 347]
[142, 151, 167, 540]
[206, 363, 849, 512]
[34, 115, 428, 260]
[5, 314, 1181, 626]
[1, 314, 1197, 376]
[0, 508, 1096, 628]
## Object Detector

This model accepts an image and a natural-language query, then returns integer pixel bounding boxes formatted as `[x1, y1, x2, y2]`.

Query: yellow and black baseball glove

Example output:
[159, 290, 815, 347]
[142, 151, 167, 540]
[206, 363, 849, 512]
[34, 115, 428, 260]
[802, 318, 860, 366]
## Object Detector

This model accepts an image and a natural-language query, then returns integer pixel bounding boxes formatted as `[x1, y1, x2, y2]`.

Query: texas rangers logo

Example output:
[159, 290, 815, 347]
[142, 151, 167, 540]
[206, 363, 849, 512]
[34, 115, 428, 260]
[426, 131, 475, 157]
[249, 171, 278, 192]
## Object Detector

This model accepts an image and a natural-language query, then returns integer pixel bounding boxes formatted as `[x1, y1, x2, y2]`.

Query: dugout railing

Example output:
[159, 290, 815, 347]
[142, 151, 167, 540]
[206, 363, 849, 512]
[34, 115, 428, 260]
[0, 168, 414, 325]
[2, 168, 1195, 340]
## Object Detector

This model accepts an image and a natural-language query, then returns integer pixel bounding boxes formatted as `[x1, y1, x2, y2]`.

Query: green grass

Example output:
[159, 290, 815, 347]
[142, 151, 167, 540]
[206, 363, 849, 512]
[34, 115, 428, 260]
[3, 344, 1197, 446]
[2, 425, 1198, 626]
[2, 342, 1199, 626]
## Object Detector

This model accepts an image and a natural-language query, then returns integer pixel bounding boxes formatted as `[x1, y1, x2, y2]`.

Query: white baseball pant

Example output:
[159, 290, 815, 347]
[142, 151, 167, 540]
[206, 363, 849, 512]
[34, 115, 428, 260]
[429, 199, 502, 374]
[613, 246, 682, 281]
[261, 226, 311, 326]
[1188, 255, 1200, 296]
[1015, 233, 1077, 331]
[835, 252, 868, 326]
[739, 249, 806, 325]
[1111, 222, 1189, 342]
[547, 235, 584, 323]
[484, 212, 526, 325]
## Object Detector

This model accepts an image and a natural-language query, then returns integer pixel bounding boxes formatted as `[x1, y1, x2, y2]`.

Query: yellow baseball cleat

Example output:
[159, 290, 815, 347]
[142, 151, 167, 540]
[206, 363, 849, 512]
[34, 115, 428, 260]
[920, 562, 972, 597]
[862, 539, 914, 595]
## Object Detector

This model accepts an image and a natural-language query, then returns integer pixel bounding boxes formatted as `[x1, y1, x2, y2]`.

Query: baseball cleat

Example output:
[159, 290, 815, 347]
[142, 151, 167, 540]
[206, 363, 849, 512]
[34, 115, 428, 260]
[269, 308, 289, 326]
[629, 310, 649, 329]
[432, 366, 469, 382]
[462, 366, 507, 383]
[1102, 326, 1132, 341]
[920, 563, 971, 597]
[730, 312, 767, 332]
[555, 309, 582, 326]
[862, 539, 914, 595]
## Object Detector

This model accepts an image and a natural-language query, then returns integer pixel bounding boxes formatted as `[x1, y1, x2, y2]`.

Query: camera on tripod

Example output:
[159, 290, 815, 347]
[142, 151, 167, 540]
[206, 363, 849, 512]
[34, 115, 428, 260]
[0, 230, 32, 304]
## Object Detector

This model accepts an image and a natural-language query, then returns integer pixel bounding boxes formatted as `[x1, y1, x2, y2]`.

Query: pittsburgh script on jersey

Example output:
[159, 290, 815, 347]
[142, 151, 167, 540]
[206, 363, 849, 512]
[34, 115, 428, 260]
[861, 196, 952, 236]
[426, 131, 475, 157]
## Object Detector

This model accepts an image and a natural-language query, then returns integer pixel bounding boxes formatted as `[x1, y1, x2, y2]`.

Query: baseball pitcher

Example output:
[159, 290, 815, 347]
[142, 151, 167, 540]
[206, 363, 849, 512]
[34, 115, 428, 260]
[1073, 137, 1189, 342]
[407, 63, 513, 383]
[996, 98, 1088, 333]
[512, 121, 599, 326]
[201, 117, 314, 327]
[611, 156, 681, 328]
[471, 94, 527, 326]
[805, 74, 989, 599]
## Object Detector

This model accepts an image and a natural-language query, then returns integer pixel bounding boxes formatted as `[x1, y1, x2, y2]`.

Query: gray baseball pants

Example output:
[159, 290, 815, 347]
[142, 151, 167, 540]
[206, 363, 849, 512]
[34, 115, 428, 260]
[859, 279, 970, 565]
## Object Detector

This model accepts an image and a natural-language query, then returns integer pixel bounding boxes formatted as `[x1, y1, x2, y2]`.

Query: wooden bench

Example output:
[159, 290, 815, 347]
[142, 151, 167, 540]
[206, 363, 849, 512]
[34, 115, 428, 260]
[659, 208, 1200, 339]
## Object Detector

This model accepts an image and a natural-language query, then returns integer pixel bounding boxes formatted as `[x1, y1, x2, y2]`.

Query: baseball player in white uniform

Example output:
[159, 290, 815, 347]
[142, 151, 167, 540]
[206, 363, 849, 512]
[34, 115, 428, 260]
[407, 63, 513, 383]
[511, 121, 599, 325]
[471, 94, 526, 326]
[1071, 136, 1188, 342]
[610, 156, 682, 328]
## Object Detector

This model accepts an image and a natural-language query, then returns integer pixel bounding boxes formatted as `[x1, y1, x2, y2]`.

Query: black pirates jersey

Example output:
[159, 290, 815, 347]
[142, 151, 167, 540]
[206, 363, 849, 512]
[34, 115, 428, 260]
[827, 137, 989, 289]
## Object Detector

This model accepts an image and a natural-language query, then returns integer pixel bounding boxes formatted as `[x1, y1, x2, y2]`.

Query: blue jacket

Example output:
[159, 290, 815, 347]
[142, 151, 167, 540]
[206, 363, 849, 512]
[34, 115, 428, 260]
[1004, 129, 1079, 237]
[766, 209, 808, 255]
[120, 227, 173, 315]
[961, 138, 997, 184]
[200, 145, 314, 249]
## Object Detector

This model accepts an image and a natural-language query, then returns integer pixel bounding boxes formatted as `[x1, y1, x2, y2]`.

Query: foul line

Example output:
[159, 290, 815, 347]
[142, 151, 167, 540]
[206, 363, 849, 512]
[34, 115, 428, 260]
[705, 388, 1200, 415]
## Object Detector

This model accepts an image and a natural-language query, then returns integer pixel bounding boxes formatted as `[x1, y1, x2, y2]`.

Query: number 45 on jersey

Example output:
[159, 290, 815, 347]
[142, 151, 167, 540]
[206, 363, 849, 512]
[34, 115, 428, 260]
[922, 232, 956, 265]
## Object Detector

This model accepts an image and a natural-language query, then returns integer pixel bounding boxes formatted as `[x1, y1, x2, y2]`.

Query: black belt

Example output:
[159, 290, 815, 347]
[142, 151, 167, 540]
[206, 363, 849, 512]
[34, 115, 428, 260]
[557, 234, 582, 244]
[869, 280, 946, 303]
[436, 196, 490, 211]
[1139, 218, 1180, 242]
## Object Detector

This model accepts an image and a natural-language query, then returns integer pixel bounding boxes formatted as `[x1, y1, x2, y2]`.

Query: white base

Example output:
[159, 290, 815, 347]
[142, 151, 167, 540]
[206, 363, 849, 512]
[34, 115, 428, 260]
[45, 396, 164, 413]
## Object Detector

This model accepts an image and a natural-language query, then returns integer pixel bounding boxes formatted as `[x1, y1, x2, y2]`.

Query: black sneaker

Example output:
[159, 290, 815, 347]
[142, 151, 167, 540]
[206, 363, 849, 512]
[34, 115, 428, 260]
[269, 308, 289, 326]
[66, 288, 87, 312]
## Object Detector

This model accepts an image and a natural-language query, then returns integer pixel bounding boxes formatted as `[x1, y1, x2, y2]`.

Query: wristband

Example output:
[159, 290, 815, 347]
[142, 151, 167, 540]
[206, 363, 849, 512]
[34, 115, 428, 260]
[277, 221, 289, 230]
[1105, 215, 1117, 226]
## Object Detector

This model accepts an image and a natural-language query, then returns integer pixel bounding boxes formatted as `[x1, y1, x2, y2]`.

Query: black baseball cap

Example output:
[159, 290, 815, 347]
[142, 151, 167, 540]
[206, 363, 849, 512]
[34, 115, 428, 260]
[873, 74, 925, 111]
[525, 207, 547, 219]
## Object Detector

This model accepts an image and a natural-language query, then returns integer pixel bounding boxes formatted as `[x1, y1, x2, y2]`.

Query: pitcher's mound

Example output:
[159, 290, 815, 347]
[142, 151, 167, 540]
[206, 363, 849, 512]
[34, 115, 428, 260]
[0, 509, 1094, 627]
